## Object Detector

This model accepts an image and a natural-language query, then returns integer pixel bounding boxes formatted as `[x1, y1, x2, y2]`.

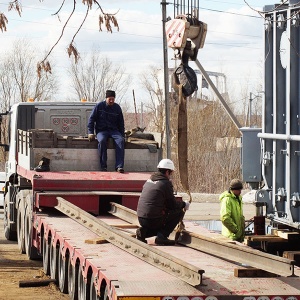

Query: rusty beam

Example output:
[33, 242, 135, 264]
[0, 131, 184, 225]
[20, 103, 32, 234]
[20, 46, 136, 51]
[55, 197, 204, 286]
[109, 202, 295, 277]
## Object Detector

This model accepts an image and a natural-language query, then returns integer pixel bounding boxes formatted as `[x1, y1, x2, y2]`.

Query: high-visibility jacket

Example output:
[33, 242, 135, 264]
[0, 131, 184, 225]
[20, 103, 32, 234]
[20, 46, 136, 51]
[219, 190, 245, 242]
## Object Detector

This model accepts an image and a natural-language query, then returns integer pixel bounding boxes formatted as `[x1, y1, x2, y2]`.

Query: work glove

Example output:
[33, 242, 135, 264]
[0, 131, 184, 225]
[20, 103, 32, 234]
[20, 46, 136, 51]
[184, 201, 190, 210]
[88, 134, 95, 142]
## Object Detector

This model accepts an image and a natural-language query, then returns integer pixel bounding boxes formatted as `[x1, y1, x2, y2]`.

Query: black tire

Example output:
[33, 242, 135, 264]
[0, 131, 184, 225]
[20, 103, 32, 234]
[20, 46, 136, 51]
[50, 242, 59, 280]
[103, 286, 109, 300]
[24, 198, 39, 260]
[17, 204, 25, 254]
[3, 194, 17, 241]
[42, 235, 50, 275]
[77, 269, 87, 300]
[89, 275, 99, 300]
[58, 251, 69, 294]
[68, 259, 78, 300]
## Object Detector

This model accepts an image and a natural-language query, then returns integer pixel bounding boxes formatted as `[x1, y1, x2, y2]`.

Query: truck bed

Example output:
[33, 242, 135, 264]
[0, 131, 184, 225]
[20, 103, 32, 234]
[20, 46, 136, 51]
[37, 212, 300, 299]
[17, 129, 161, 172]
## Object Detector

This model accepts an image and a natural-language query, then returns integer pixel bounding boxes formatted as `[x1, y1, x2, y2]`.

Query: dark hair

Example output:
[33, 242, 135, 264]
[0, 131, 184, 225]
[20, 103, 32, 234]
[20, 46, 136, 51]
[158, 168, 168, 175]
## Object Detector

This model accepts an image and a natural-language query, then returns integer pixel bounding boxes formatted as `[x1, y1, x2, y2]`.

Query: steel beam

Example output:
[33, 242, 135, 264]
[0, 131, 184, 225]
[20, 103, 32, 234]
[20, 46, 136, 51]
[55, 197, 204, 286]
[195, 59, 241, 130]
[109, 202, 295, 277]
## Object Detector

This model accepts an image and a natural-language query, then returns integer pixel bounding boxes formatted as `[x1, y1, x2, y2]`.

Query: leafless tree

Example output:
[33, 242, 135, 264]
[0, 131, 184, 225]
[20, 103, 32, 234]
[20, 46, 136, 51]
[0, 1, 120, 76]
[139, 66, 242, 193]
[68, 49, 131, 106]
[140, 66, 165, 134]
[0, 39, 59, 105]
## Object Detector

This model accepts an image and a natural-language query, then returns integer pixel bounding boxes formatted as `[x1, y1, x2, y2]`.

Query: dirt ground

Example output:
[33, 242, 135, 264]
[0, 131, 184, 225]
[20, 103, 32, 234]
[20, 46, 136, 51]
[0, 192, 257, 299]
[0, 212, 69, 300]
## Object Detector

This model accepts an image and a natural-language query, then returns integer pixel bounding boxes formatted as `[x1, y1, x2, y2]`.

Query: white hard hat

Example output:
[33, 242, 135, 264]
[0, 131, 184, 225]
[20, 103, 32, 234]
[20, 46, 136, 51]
[157, 158, 175, 171]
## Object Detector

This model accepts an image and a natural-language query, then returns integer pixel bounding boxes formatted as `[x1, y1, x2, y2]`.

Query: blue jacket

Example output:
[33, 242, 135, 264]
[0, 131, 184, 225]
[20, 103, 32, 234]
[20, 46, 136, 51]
[87, 100, 125, 135]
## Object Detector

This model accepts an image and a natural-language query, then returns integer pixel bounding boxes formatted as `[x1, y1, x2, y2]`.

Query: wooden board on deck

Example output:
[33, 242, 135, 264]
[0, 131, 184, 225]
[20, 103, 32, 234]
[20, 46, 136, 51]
[234, 267, 278, 278]
[85, 238, 108, 244]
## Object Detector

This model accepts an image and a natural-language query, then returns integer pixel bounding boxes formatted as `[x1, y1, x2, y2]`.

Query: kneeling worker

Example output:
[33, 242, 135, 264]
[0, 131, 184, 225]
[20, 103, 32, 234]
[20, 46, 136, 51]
[136, 158, 190, 245]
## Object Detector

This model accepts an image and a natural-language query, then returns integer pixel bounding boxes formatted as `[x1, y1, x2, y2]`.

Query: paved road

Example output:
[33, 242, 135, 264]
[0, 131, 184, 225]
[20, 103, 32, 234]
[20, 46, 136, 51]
[184, 201, 257, 221]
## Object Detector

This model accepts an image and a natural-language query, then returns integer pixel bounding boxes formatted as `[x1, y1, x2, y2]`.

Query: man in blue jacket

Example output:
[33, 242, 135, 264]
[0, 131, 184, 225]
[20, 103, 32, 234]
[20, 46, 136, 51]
[87, 90, 125, 173]
[220, 179, 245, 242]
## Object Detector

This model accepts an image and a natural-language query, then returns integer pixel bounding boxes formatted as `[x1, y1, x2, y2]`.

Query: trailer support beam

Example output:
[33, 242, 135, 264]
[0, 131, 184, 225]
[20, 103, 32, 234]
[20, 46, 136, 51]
[55, 197, 204, 286]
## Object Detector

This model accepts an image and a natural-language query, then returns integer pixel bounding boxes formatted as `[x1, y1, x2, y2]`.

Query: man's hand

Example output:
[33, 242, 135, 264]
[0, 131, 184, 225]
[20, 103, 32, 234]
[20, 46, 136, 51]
[184, 201, 190, 210]
[88, 134, 95, 142]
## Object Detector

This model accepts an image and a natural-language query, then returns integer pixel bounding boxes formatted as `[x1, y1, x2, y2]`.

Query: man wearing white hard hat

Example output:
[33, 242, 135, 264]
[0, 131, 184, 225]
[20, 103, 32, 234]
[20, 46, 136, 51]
[136, 159, 190, 245]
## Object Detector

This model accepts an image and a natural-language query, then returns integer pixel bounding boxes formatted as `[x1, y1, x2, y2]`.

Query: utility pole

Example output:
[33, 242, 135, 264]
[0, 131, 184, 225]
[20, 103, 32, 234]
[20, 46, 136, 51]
[161, 0, 171, 159]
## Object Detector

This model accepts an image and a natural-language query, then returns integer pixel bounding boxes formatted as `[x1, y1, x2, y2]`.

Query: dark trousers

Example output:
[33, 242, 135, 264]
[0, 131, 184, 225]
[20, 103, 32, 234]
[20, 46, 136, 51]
[96, 130, 124, 169]
[138, 209, 184, 238]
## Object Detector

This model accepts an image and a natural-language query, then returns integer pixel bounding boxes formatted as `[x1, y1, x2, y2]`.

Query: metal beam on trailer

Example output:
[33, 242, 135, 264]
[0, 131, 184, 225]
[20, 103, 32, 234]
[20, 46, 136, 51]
[109, 202, 296, 277]
[55, 197, 204, 286]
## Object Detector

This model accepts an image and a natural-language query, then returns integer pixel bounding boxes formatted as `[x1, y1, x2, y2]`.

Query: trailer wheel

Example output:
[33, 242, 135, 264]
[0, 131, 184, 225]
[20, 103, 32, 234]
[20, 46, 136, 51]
[50, 241, 59, 280]
[68, 259, 79, 300]
[103, 286, 109, 300]
[77, 268, 87, 300]
[89, 274, 99, 300]
[42, 235, 51, 275]
[17, 203, 25, 254]
[3, 194, 17, 241]
[58, 251, 69, 294]
[24, 195, 39, 260]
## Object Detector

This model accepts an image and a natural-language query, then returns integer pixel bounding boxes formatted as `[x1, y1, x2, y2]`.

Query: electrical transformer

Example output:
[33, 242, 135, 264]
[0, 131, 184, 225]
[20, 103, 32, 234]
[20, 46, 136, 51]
[244, 1, 300, 229]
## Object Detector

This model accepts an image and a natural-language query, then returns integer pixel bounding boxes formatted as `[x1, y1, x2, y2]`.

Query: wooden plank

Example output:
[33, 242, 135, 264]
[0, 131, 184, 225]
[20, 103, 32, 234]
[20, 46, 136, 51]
[245, 235, 285, 242]
[276, 230, 300, 240]
[234, 267, 278, 278]
[19, 279, 57, 288]
[113, 224, 139, 229]
[85, 238, 108, 244]
[283, 251, 300, 266]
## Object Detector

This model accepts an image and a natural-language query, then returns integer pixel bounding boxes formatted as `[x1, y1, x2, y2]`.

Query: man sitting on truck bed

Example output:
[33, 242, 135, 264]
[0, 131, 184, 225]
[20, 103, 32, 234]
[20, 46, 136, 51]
[88, 90, 125, 173]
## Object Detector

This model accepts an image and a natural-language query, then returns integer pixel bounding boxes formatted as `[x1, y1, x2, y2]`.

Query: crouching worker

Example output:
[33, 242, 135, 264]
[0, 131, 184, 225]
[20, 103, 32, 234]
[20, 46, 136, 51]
[220, 178, 245, 243]
[136, 159, 190, 245]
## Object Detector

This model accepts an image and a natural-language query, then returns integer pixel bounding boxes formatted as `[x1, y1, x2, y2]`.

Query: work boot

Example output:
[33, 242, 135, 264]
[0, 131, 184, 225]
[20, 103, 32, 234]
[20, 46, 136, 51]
[116, 167, 124, 173]
[136, 227, 147, 243]
[34, 157, 50, 172]
[155, 235, 175, 246]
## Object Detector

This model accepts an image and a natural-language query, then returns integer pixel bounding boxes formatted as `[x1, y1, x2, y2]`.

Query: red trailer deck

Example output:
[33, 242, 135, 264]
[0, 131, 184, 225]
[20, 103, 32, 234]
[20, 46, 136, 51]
[35, 209, 300, 300]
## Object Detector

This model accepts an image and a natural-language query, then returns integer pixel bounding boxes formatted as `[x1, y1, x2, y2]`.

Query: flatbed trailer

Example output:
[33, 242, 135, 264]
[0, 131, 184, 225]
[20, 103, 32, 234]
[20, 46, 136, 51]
[2, 102, 300, 299]
[34, 198, 300, 300]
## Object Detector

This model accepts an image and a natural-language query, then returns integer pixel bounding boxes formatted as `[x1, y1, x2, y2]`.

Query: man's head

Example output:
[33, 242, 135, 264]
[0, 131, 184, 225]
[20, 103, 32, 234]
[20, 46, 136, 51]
[230, 178, 243, 196]
[105, 90, 116, 106]
[157, 159, 175, 177]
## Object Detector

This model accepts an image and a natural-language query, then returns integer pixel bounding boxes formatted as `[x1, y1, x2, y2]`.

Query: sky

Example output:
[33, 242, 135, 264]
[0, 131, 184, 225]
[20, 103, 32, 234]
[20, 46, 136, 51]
[0, 0, 279, 109]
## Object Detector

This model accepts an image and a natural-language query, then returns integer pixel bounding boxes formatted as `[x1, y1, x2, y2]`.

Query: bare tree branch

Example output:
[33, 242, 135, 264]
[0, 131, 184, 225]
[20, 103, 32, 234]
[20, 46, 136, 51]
[8, 0, 21, 17]
[2, 1, 120, 78]
[0, 13, 8, 32]
[52, 0, 66, 16]
[37, 0, 77, 77]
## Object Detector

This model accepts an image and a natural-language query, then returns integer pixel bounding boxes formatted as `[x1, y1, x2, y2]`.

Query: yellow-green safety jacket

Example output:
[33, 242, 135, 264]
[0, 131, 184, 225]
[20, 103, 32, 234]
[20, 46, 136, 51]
[219, 190, 245, 242]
